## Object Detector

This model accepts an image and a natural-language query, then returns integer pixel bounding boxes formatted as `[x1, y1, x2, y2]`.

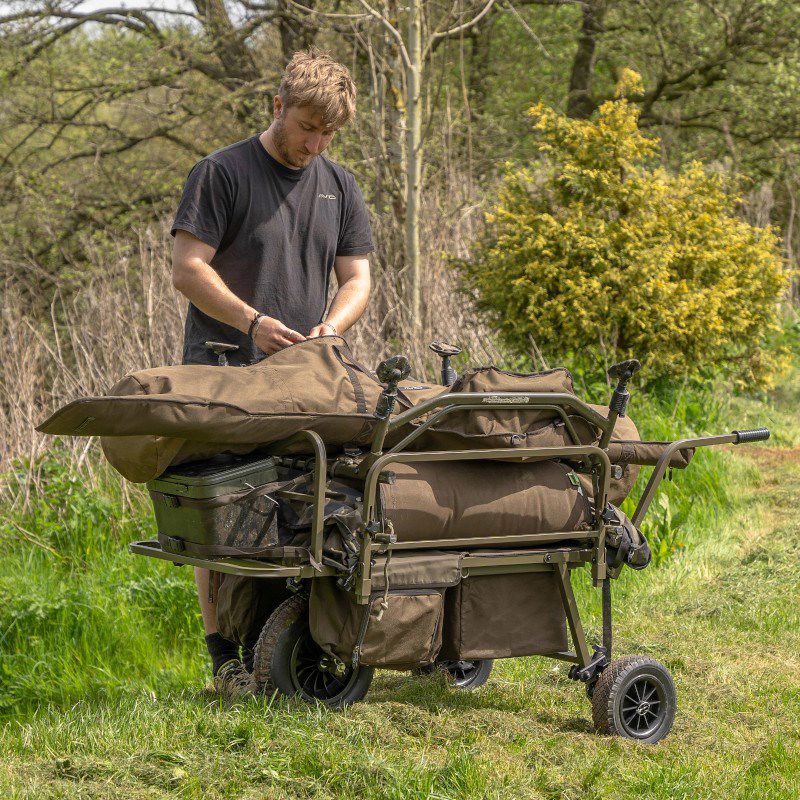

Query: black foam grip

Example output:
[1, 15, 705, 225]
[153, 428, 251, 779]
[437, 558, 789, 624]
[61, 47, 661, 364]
[610, 389, 629, 416]
[733, 428, 770, 443]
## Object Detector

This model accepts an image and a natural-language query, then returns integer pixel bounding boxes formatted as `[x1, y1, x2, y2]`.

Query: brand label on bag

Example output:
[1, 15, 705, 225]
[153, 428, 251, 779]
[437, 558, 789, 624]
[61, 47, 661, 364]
[482, 395, 529, 404]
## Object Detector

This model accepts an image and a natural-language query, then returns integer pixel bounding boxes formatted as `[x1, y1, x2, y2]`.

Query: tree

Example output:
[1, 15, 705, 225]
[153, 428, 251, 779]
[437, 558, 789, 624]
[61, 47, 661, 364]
[3, 0, 799, 323]
[0, 1, 324, 276]
[345, 0, 496, 338]
[0, 0, 495, 330]
[459, 80, 787, 385]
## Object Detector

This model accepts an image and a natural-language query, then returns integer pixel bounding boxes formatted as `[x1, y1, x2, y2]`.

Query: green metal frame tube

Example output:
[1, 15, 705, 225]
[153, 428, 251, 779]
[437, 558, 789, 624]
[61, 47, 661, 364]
[299, 430, 327, 566]
[386, 402, 583, 454]
[631, 433, 737, 527]
[387, 392, 610, 433]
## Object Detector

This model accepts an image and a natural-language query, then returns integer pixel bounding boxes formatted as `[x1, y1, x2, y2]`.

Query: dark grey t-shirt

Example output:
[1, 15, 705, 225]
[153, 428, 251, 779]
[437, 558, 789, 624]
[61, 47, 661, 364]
[171, 135, 374, 365]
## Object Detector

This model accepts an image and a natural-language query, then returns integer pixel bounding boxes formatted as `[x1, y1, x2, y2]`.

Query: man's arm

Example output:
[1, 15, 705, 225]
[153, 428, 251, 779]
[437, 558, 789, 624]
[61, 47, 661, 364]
[309, 253, 371, 338]
[172, 230, 305, 354]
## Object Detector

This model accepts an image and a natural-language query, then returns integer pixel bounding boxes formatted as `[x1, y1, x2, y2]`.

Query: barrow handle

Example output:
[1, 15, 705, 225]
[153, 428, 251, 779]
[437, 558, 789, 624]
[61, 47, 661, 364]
[733, 428, 770, 444]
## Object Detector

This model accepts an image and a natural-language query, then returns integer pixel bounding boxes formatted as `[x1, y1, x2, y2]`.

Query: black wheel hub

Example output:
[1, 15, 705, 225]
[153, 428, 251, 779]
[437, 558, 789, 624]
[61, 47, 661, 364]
[289, 631, 359, 702]
[620, 676, 665, 737]
[440, 660, 482, 687]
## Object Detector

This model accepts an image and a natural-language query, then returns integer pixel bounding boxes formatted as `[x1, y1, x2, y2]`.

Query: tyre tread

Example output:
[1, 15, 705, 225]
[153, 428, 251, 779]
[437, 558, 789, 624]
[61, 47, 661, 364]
[591, 655, 655, 734]
[252, 593, 307, 695]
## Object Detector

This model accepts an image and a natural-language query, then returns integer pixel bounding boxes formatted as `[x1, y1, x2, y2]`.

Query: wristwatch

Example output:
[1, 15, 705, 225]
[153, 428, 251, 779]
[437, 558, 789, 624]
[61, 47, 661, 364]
[320, 321, 337, 335]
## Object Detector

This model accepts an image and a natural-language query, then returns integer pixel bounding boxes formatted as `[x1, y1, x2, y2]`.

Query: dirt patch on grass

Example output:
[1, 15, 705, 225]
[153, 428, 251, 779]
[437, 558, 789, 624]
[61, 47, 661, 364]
[738, 446, 800, 469]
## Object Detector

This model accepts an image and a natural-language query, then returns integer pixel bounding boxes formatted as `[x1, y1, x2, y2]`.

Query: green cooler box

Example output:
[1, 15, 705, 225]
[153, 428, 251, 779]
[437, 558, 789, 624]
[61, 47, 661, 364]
[147, 453, 282, 557]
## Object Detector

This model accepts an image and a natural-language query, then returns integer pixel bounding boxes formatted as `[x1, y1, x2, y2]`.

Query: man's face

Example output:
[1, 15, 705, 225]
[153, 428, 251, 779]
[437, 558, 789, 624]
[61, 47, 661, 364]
[272, 98, 337, 169]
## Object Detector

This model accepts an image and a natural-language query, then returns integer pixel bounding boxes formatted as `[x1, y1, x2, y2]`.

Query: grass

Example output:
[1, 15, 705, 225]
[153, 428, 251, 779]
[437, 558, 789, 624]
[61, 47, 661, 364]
[1, 374, 799, 799]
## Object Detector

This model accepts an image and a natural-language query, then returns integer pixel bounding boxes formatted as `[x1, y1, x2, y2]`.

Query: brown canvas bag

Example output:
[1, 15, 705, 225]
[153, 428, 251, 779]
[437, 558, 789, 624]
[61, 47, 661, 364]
[397, 372, 645, 505]
[217, 574, 294, 650]
[397, 366, 576, 451]
[37, 337, 399, 481]
[439, 561, 568, 660]
[607, 440, 694, 468]
[38, 340, 660, 509]
[310, 547, 569, 666]
[309, 551, 463, 669]
[38, 336, 384, 441]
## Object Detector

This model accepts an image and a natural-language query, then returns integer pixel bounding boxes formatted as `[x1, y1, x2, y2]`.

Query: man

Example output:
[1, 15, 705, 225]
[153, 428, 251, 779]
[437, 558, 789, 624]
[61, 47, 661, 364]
[169, 48, 373, 696]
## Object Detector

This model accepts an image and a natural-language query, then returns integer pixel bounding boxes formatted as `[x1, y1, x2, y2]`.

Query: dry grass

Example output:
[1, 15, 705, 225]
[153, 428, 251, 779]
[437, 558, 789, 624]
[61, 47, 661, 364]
[0, 228, 185, 503]
[0, 187, 509, 497]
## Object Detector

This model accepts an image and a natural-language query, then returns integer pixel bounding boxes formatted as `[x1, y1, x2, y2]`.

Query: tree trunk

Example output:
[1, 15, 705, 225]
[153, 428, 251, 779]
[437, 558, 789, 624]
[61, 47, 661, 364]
[566, 0, 606, 119]
[406, 0, 423, 339]
[383, 1, 408, 227]
[467, 22, 494, 120]
[193, 0, 259, 86]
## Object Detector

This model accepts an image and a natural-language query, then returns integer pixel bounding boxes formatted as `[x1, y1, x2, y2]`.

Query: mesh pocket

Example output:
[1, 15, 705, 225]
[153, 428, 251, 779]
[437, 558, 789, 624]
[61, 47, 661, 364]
[356, 589, 445, 668]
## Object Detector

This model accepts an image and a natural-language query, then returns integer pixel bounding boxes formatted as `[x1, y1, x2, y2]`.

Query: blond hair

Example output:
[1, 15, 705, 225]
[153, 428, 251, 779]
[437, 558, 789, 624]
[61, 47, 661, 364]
[278, 48, 356, 128]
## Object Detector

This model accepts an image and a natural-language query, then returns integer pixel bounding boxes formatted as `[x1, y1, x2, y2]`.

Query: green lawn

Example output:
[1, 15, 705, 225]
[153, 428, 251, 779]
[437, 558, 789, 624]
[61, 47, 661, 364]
[2, 386, 799, 799]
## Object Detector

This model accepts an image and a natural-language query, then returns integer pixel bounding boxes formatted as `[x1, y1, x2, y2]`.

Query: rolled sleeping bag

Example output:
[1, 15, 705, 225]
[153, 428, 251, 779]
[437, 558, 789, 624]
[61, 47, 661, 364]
[378, 459, 594, 542]
[37, 337, 439, 483]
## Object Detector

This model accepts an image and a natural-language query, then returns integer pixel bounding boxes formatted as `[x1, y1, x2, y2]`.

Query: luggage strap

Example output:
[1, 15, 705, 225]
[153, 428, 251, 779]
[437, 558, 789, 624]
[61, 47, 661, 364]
[150, 475, 302, 510]
[332, 346, 368, 414]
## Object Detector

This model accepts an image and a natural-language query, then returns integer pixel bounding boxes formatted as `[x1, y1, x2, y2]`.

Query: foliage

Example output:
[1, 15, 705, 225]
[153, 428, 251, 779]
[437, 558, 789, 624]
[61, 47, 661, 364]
[0, 26, 250, 283]
[459, 86, 788, 386]
[0, 459, 201, 712]
[4, 1, 800, 285]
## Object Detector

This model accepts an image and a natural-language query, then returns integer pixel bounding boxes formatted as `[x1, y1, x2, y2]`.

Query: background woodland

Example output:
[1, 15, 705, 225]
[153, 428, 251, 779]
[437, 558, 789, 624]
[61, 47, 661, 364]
[1, 8, 800, 796]
[1, 0, 799, 465]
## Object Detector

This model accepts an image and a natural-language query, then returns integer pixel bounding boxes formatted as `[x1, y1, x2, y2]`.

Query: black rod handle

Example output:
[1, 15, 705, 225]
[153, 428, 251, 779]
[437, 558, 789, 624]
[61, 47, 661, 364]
[733, 428, 770, 443]
[429, 341, 461, 387]
[441, 358, 457, 387]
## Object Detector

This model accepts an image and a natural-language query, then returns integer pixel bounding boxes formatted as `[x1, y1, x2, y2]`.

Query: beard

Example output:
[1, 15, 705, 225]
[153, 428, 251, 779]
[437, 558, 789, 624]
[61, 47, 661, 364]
[272, 118, 313, 168]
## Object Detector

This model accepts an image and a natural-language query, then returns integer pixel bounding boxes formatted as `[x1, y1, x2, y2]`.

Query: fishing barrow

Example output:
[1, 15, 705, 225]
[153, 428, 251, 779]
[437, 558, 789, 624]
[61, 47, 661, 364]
[131, 344, 769, 744]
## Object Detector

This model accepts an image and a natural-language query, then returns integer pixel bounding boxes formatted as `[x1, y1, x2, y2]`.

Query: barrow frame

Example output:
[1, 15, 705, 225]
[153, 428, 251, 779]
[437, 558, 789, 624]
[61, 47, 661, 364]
[130, 388, 766, 677]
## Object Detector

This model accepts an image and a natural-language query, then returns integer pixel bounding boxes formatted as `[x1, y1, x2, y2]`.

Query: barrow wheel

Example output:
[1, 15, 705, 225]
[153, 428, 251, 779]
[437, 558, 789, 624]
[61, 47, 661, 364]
[439, 659, 494, 690]
[591, 656, 677, 743]
[252, 594, 373, 709]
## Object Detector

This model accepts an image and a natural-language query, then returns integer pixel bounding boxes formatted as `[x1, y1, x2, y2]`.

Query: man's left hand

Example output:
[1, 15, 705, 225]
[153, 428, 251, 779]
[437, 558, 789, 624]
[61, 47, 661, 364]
[308, 322, 337, 338]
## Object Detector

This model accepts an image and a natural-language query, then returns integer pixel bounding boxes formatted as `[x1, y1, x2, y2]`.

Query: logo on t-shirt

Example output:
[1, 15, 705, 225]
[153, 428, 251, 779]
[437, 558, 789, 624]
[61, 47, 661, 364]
[318, 193, 337, 200]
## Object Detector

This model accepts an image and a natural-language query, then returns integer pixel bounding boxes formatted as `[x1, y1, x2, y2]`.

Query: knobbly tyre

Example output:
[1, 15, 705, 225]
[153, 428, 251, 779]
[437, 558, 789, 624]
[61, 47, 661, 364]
[131, 341, 770, 744]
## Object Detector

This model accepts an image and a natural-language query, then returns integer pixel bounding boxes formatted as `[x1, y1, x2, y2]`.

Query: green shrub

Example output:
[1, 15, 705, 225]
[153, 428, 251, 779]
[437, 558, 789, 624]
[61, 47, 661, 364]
[459, 73, 787, 386]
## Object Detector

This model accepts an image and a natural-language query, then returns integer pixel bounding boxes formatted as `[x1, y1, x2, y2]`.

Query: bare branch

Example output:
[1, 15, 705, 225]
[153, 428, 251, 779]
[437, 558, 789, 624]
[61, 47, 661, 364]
[429, 0, 496, 47]
[236, 10, 282, 39]
[37, 7, 164, 35]
[505, 0, 577, 5]
[354, 0, 412, 70]
[286, 0, 370, 20]
[501, 0, 550, 57]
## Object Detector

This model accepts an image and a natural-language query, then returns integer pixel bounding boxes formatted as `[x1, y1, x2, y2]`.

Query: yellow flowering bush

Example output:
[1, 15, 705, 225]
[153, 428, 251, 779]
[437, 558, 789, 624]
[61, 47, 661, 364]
[460, 90, 787, 385]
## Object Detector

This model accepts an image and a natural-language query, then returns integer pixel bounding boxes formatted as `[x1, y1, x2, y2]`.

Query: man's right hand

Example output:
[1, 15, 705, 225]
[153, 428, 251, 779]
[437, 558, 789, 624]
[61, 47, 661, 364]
[253, 315, 306, 355]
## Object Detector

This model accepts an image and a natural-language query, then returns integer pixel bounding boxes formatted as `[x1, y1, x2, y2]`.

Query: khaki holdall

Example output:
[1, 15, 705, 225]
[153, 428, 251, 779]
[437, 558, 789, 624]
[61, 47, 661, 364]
[37, 336, 690, 506]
